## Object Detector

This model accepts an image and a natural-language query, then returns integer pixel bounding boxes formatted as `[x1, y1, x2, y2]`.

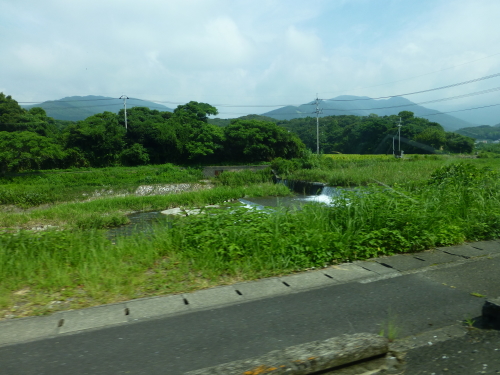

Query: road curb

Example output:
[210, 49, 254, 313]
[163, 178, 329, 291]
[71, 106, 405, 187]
[184, 333, 389, 375]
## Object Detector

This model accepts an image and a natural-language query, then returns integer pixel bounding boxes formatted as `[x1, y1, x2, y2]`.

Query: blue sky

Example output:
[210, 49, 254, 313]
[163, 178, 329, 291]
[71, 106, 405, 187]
[1, 0, 499, 124]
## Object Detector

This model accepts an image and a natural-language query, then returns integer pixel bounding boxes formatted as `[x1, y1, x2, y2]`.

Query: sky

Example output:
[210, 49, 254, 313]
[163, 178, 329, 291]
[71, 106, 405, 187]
[1, 0, 500, 125]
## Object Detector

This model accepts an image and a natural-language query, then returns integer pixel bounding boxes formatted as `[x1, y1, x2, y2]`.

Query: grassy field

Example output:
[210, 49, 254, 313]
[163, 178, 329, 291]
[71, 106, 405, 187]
[1, 156, 500, 319]
[0, 164, 205, 207]
[287, 154, 496, 186]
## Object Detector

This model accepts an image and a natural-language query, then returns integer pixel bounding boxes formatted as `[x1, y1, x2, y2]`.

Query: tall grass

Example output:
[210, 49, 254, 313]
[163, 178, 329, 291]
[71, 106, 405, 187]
[3, 162, 500, 318]
[0, 164, 204, 207]
[214, 168, 273, 186]
[0, 183, 292, 229]
[282, 155, 500, 186]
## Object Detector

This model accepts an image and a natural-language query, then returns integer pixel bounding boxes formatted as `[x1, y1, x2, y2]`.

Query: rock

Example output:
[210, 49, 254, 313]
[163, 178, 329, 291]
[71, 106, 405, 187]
[482, 297, 500, 329]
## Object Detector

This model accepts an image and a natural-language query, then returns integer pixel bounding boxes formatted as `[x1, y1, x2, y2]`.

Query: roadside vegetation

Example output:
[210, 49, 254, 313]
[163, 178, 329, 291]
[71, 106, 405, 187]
[0, 92, 496, 319]
[2, 155, 500, 319]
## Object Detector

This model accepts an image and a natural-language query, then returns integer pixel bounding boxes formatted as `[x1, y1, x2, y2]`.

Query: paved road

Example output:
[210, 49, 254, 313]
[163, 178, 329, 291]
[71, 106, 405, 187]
[1, 242, 499, 374]
[404, 329, 500, 374]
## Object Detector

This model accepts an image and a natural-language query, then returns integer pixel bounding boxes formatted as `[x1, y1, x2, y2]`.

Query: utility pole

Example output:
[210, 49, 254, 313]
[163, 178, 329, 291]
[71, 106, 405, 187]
[119, 95, 129, 130]
[314, 95, 322, 155]
[397, 117, 402, 157]
[392, 117, 403, 158]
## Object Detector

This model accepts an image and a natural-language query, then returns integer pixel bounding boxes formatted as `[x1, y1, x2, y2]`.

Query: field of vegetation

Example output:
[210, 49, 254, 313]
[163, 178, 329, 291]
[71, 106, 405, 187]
[1, 155, 500, 320]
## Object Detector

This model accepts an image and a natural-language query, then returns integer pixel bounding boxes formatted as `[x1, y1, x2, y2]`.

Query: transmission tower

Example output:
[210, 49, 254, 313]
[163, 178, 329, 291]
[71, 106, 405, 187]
[119, 95, 129, 130]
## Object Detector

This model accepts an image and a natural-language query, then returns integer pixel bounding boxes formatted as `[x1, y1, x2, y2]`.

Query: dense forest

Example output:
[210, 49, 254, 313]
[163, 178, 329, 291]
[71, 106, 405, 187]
[273, 112, 474, 155]
[211, 111, 475, 155]
[0, 93, 304, 173]
[0, 93, 474, 173]
[455, 124, 500, 141]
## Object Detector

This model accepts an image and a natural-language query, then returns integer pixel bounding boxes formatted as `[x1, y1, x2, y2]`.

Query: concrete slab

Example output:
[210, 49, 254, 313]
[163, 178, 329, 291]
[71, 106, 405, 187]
[234, 278, 290, 299]
[182, 286, 242, 308]
[468, 241, 500, 254]
[0, 314, 61, 346]
[126, 294, 189, 320]
[421, 257, 500, 298]
[280, 270, 338, 291]
[354, 260, 400, 275]
[185, 333, 388, 375]
[438, 244, 486, 258]
[374, 254, 427, 271]
[59, 304, 128, 334]
[412, 250, 462, 265]
[323, 263, 374, 282]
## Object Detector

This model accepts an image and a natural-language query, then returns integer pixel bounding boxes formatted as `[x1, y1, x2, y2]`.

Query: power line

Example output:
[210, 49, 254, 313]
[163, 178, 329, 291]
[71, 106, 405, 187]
[421, 103, 500, 117]
[317, 51, 500, 96]
[3, 102, 499, 126]
[322, 72, 500, 101]
[212, 86, 500, 115]
[15, 70, 500, 109]
[18, 98, 119, 104]
[139, 71, 500, 106]
[214, 102, 500, 117]
[319, 86, 500, 112]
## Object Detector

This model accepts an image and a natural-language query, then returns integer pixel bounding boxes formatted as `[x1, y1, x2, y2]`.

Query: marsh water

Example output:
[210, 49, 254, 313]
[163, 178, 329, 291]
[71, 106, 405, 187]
[107, 186, 344, 240]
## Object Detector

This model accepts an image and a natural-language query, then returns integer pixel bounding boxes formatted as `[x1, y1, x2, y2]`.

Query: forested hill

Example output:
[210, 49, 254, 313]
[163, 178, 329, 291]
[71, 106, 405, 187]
[212, 110, 474, 155]
[455, 123, 500, 140]
[21, 96, 174, 121]
[261, 95, 473, 132]
[209, 114, 278, 127]
[275, 111, 474, 154]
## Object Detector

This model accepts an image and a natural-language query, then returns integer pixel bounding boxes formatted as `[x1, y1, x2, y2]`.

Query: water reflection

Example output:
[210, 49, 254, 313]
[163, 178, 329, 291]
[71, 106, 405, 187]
[240, 186, 344, 208]
[107, 186, 345, 239]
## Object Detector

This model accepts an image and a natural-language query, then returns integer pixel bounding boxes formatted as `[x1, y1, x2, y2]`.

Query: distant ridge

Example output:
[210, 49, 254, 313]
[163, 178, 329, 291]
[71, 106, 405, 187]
[261, 95, 473, 132]
[21, 95, 174, 121]
[455, 123, 500, 140]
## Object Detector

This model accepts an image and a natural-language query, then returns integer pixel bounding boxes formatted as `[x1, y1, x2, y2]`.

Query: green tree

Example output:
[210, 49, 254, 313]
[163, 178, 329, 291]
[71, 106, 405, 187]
[64, 112, 125, 167]
[173, 101, 218, 123]
[224, 120, 305, 162]
[121, 107, 175, 164]
[0, 131, 65, 174]
[445, 132, 475, 153]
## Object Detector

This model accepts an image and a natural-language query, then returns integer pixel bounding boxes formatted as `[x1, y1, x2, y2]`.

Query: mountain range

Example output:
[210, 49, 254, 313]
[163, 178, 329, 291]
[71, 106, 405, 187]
[23, 94, 476, 132]
[21, 96, 174, 122]
[260, 95, 473, 132]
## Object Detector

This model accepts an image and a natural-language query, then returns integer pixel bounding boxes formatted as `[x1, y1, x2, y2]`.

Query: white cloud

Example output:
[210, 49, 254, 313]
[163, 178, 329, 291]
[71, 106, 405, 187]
[1, 0, 499, 123]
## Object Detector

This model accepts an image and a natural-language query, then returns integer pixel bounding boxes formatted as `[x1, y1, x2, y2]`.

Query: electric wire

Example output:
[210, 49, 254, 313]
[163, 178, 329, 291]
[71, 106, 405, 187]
[214, 102, 500, 117]
[321, 72, 500, 101]
[317, 51, 500, 96]
[15, 70, 500, 108]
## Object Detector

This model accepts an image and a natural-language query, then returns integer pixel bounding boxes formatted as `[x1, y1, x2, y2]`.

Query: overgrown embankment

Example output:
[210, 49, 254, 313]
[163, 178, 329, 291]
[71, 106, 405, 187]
[2, 160, 500, 319]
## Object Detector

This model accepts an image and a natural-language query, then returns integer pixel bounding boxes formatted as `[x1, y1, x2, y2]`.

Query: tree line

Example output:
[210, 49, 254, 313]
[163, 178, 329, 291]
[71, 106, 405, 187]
[0, 92, 475, 174]
[0, 93, 306, 173]
[273, 111, 475, 155]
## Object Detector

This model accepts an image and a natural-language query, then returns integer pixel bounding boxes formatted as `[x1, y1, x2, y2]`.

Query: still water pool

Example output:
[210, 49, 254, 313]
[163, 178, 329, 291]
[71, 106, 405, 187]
[107, 187, 344, 240]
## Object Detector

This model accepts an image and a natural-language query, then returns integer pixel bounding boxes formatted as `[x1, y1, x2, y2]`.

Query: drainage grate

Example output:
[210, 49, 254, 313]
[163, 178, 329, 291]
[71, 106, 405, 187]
[379, 263, 394, 268]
